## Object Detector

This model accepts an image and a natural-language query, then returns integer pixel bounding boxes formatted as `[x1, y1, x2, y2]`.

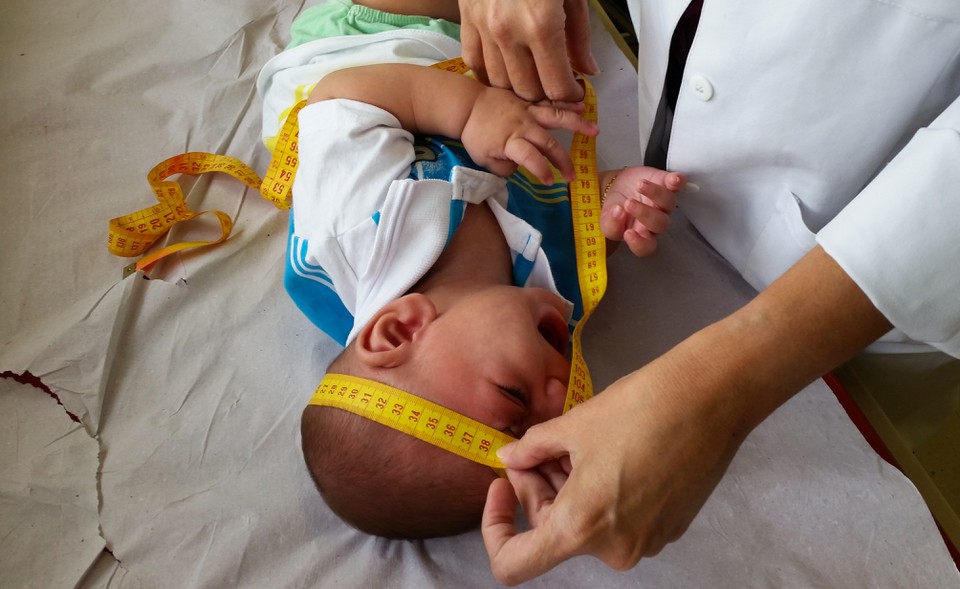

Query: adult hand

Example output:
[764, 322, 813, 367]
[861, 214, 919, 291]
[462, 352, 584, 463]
[459, 0, 598, 102]
[481, 340, 753, 585]
[481, 246, 894, 585]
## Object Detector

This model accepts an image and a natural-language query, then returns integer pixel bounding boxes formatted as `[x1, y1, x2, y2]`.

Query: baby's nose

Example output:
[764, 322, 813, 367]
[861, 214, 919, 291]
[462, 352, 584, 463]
[518, 377, 568, 437]
[545, 376, 566, 400]
[542, 376, 568, 420]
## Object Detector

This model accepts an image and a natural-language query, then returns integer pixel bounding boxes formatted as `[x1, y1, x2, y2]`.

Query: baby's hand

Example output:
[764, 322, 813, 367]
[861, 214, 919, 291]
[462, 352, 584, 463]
[599, 167, 685, 257]
[461, 86, 598, 184]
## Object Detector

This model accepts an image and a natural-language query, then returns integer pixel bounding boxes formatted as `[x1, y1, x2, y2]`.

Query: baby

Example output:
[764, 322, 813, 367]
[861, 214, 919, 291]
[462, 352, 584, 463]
[257, 0, 685, 539]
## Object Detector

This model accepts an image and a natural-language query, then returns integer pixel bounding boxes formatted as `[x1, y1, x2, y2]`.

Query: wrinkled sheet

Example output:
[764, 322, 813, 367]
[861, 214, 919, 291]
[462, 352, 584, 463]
[0, 379, 103, 588]
[1, 0, 957, 586]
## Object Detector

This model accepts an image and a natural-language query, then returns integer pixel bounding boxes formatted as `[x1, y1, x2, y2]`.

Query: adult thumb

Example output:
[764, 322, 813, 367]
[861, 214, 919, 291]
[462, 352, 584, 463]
[498, 419, 571, 470]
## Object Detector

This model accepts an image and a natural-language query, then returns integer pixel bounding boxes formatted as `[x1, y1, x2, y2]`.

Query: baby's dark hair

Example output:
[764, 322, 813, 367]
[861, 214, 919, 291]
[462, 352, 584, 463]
[300, 348, 497, 539]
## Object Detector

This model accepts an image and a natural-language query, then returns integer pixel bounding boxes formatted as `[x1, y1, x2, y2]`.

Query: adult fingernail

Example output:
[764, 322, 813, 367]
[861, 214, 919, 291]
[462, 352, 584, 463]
[586, 54, 599, 74]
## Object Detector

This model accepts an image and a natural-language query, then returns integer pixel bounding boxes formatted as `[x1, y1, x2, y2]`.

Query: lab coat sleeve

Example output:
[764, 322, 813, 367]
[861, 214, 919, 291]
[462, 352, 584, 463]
[817, 95, 960, 358]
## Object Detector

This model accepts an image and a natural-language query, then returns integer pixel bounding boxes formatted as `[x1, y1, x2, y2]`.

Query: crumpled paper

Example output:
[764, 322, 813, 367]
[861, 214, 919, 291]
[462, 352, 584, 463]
[0, 378, 104, 588]
[0, 0, 957, 587]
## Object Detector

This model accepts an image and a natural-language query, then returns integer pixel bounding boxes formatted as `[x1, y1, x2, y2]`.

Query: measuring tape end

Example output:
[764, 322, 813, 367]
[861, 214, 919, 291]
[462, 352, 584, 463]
[122, 262, 138, 279]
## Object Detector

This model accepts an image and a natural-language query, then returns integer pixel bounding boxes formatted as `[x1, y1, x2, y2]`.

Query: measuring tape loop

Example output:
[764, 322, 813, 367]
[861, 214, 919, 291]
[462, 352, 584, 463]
[108, 152, 265, 274]
[109, 59, 471, 275]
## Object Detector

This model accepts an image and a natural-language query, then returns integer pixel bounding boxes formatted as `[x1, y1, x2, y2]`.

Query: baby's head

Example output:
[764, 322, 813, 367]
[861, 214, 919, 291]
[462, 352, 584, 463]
[301, 286, 572, 538]
[301, 394, 496, 538]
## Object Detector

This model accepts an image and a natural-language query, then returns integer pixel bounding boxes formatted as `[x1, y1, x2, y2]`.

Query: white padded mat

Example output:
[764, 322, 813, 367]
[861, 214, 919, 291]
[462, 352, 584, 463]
[1, 0, 957, 586]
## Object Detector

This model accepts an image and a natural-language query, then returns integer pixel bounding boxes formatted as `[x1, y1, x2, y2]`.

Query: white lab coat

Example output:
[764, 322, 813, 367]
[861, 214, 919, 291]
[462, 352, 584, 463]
[626, 0, 960, 357]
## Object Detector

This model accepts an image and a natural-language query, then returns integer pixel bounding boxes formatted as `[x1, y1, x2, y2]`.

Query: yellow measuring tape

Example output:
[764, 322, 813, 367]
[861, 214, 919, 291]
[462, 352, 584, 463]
[565, 81, 605, 413]
[107, 94, 311, 276]
[109, 58, 605, 471]
[309, 71, 605, 470]
[312, 374, 515, 470]
[108, 62, 468, 275]
[107, 153, 261, 276]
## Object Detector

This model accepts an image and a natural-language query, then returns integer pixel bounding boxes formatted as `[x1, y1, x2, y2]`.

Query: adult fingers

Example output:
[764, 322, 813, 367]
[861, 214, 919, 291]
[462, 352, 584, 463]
[505, 467, 559, 528]
[459, 14, 487, 84]
[478, 0, 581, 101]
[521, 3, 585, 102]
[482, 507, 573, 586]
[482, 478, 522, 572]
[528, 34, 584, 101]
[530, 103, 597, 135]
[480, 35, 510, 91]
[536, 459, 570, 493]
[558, 454, 573, 475]
[533, 98, 585, 114]
[484, 464, 602, 585]
[500, 46, 550, 102]
[482, 479, 552, 586]
[563, 0, 598, 75]
[497, 419, 572, 470]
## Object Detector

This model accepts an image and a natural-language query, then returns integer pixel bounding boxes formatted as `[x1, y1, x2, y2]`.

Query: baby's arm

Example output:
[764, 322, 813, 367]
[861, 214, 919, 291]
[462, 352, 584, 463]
[307, 64, 597, 184]
[598, 166, 686, 257]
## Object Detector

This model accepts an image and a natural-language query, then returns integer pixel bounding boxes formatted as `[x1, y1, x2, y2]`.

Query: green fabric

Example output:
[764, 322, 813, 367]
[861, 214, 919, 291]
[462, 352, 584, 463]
[288, 0, 460, 48]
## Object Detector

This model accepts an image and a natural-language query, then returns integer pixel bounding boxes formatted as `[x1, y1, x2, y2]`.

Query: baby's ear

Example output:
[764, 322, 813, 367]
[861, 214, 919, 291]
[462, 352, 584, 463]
[354, 293, 437, 368]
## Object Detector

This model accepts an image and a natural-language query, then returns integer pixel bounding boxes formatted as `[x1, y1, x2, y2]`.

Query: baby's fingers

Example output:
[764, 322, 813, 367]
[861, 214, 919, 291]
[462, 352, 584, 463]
[600, 202, 666, 258]
[622, 197, 671, 235]
[504, 132, 570, 184]
[624, 226, 658, 257]
[600, 203, 631, 242]
[635, 179, 678, 213]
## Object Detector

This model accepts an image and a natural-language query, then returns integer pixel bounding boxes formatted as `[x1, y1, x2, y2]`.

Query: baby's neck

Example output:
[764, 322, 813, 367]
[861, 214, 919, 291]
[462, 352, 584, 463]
[412, 202, 512, 298]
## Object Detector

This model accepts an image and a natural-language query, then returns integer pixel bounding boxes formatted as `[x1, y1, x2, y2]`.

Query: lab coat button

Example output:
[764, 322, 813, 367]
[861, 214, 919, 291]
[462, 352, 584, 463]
[689, 74, 714, 101]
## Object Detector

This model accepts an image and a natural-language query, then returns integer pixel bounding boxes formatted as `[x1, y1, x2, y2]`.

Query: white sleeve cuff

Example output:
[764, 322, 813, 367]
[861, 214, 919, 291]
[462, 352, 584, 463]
[818, 100, 960, 358]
